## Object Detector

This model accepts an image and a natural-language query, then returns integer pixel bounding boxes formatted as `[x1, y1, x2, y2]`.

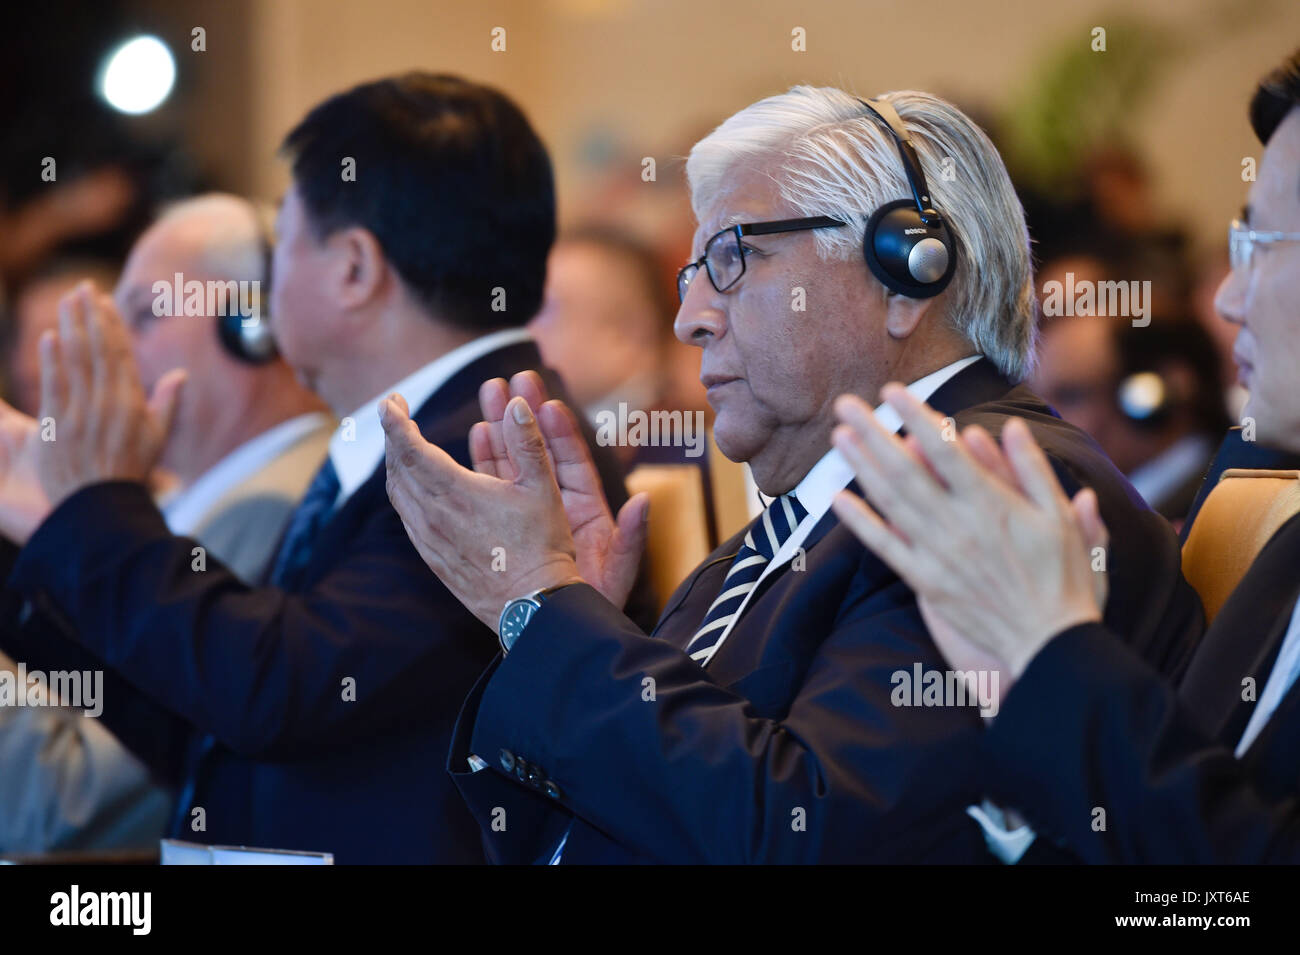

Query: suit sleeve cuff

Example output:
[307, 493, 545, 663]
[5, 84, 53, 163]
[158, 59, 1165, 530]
[984, 621, 1128, 818]
[468, 582, 640, 791]
[8, 481, 166, 603]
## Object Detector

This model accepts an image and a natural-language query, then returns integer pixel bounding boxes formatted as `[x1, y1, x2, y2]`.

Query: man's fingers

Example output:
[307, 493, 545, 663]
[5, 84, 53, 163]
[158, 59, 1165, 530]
[96, 290, 141, 389]
[901, 434, 945, 487]
[502, 395, 558, 491]
[380, 395, 462, 497]
[833, 393, 943, 499]
[1071, 487, 1109, 552]
[1002, 417, 1071, 515]
[469, 421, 500, 478]
[86, 291, 113, 407]
[613, 492, 650, 556]
[38, 330, 65, 423]
[831, 404, 941, 543]
[830, 489, 925, 587]
[962, 424, 1020, 491]
[880, 382, 980, 493]
[1071, 487, 1110, 610]
[508, 370, 549, 409]
[477, 378, 513, 476]
[478, 378, 509, 423]
[58, 285, 93, 417]
[537, 399, 604, 494]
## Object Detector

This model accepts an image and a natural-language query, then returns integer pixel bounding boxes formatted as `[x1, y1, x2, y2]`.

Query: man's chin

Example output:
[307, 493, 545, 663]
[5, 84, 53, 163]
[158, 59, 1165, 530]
[711, 415, 761, 466]
[1241, 395, 1297, 452]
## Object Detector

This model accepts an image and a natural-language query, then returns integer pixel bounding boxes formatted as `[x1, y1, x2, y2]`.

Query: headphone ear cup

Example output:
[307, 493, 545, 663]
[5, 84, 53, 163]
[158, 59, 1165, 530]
[1116, 370, 1171, 427]
[217, 312, 278, 364]
[862, 199, 957, 298]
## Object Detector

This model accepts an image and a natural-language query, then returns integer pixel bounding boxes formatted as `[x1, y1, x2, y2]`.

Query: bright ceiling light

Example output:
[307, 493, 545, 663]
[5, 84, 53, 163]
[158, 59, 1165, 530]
[99, 35, 175, 115]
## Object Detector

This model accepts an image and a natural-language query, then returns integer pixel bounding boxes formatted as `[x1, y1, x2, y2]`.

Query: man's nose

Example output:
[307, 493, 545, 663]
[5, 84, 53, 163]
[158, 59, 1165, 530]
[1213, 267, 1248, 327]
[673, 278, 727, 346]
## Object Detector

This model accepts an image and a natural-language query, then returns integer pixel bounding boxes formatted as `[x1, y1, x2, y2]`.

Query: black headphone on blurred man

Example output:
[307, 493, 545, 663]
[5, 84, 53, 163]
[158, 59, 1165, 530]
[216, 210, 279, 364]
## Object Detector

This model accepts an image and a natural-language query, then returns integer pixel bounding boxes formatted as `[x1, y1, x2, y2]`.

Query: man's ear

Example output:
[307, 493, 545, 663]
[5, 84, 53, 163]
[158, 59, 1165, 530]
[330, 226, 387, 310]
[883, 290, 934, 341]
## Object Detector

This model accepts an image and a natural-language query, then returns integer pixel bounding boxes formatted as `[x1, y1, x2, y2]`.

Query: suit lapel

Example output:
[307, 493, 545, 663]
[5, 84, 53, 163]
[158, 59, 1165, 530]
[1239, 639, 1300, 796]
[923, 357, 1019, 419]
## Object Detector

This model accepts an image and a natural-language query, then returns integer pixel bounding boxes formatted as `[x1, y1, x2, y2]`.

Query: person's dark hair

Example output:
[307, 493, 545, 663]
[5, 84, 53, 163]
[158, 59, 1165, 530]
[1251, 48, 1300, 145]
[281, 72, 555, 330]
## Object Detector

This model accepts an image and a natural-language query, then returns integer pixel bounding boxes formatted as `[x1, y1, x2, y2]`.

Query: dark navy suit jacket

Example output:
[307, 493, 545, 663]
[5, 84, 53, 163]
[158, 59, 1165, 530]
[985, 510, 1300, 863]
[0, 340, 634, 864]
[447, 358, 1206, 863]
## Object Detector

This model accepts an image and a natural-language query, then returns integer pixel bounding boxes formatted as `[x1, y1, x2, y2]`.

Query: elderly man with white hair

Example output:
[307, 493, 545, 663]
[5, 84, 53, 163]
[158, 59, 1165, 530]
[379, 86, 1205, 863]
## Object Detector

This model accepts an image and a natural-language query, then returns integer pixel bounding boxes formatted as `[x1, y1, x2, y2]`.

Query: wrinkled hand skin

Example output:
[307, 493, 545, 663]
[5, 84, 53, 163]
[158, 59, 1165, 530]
[36, 281, 186, 513]
[830, 384, 1106, 692]
[468, 372, 649, 611]
[381, 389, 587, 632]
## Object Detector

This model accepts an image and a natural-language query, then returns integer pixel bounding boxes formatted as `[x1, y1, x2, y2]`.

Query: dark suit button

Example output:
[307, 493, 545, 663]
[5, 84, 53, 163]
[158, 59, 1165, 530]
[543, 781, 563, 800]
[526, 764, 544, 787]
[514, 758, 529, 782]
[499, 749, 515, 773]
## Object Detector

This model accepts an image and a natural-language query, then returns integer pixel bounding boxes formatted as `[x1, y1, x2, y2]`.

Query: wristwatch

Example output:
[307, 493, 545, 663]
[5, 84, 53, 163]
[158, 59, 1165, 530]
[497, 585, 571, 655]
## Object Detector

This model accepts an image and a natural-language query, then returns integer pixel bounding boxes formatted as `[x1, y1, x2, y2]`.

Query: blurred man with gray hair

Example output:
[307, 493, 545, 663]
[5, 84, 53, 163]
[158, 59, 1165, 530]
[0, 193, 331, 855]
[379, 86, 1205, 863]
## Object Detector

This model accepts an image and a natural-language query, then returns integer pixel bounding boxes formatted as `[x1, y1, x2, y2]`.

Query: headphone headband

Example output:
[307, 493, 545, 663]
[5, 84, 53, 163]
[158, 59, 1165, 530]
[855, 97, 939, 224]
[853, 95, 956, 298]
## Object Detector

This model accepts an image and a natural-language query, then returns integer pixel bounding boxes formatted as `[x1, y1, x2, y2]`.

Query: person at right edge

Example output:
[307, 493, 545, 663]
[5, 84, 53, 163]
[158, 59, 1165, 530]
[831, 50, 1300, 864]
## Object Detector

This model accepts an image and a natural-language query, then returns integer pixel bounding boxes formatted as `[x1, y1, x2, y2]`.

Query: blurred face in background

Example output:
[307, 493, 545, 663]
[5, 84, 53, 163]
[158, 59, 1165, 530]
[1033, 316, 1118, 444]
[530, 239, 665, 411]
[118, 234, 222, 400]
[1215, 107, 1300, 450]
[114, 202, 264, 474]
[1033, 316, 1199, 475]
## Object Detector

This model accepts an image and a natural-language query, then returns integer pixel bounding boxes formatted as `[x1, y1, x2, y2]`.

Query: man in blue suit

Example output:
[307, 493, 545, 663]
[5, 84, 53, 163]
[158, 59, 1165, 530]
[0, 73, 639, 863]
[379, 87, 1206, 862]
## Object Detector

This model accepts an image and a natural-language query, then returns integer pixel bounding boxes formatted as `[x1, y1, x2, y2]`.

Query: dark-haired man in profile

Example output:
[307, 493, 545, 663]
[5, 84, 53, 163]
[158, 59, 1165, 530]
[0, 73, 639, 863]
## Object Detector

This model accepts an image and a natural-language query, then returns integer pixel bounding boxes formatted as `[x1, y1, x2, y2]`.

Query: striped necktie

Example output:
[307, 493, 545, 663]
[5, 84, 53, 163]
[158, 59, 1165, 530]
[685, 492, 808, 663]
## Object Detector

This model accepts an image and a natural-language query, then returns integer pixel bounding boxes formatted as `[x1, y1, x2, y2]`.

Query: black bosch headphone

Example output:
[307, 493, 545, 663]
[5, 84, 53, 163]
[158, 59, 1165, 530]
[855, 97, 957, 298]
[216, 212, 279, 364]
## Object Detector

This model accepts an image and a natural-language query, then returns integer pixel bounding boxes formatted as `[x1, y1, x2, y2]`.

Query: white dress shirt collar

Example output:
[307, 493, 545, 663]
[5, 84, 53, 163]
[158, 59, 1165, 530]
[161, 412, 335, 536]
[329, 327, 534, 505]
